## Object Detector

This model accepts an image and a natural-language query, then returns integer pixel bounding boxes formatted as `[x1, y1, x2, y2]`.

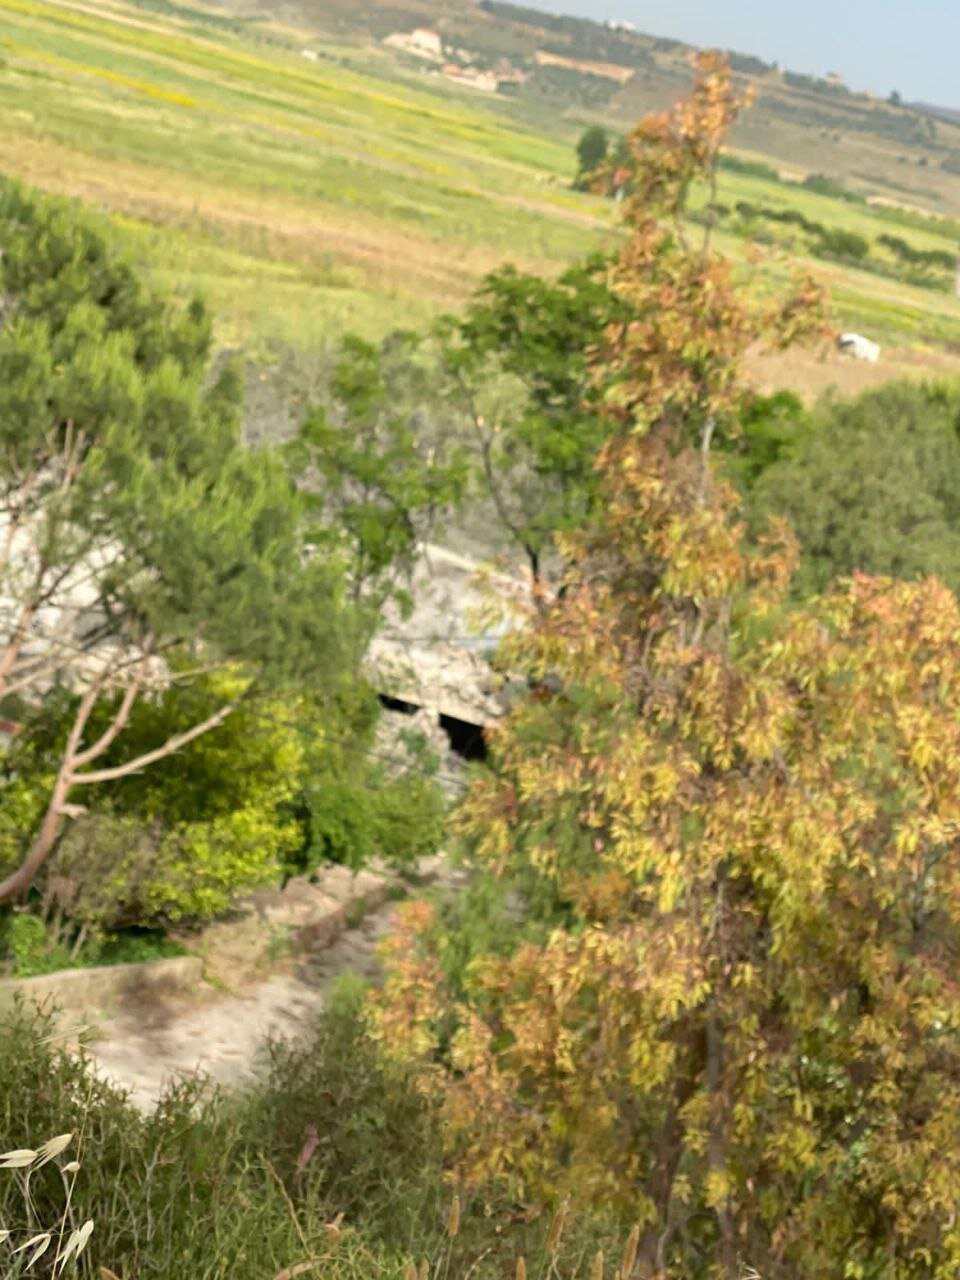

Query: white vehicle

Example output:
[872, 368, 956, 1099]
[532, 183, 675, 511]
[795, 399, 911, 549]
[837, 332, 881, 363]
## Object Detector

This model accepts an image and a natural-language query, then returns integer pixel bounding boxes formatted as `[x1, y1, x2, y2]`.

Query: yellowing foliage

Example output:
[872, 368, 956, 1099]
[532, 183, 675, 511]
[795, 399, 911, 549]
[375, 56, 960, 1279]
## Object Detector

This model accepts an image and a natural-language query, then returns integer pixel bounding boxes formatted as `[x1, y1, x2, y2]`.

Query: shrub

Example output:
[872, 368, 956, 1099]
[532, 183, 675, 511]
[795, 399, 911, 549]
[237, 976, 445, 1240]
[750, 380, 960, 595]
[811, 225, 870, 261]
[5, 673, 307, 932]
[0, 1003, 358, 1280]
[0, 913, 72, 977]
[49, 810, 290, 930]
[0, 999, 621, 1279]
[4, 667, 444, 940]
[721, 388, 813, 491]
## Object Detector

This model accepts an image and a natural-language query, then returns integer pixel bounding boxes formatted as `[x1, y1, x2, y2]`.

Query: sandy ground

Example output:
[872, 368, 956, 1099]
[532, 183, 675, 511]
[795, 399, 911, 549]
[746, 343, 960, 402]
[88, 859, 464, 1111]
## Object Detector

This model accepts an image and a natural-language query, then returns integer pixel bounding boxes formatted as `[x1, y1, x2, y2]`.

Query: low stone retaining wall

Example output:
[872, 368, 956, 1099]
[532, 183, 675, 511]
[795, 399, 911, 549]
[0, 864, 400, 1024]
[0, 955, 204, 1020]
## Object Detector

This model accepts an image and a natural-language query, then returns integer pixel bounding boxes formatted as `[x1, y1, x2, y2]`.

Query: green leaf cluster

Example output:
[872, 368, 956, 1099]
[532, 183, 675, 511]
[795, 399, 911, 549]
[746, 380, 960, 595]
[0, 176, 360, 705]
[440, 256, 623, 577]
[289, 332, 470, 608]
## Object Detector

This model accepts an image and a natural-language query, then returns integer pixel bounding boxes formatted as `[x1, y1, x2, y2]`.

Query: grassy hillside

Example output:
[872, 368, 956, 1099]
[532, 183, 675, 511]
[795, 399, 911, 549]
[0, 0, 613, 350]
[2, 0, 960, 395]
[239, 0, 960, 218]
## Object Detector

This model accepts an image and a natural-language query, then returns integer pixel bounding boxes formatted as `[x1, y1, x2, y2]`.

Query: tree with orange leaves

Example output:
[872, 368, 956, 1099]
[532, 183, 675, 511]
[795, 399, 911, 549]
[377, 55, 960, 1278]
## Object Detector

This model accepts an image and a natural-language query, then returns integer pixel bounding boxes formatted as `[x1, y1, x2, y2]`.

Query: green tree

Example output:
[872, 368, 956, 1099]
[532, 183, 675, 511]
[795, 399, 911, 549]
[574, 125, 609, 187]
[441, 257, 624, 582]
[0, 179, 361, 902]
[720, 388, 813, 492]
[288, 331, 470, 610]
[750, 380, 960, 595]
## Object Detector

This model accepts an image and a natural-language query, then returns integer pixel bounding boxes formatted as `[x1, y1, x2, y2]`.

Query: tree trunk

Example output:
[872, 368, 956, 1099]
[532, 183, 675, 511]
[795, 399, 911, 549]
[0, 658, 236, 902]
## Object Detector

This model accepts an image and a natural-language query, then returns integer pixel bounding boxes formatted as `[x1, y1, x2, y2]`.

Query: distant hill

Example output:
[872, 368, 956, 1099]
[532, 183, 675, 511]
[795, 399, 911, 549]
[915, 102, 960, 127]
[216, 0, 960, 216]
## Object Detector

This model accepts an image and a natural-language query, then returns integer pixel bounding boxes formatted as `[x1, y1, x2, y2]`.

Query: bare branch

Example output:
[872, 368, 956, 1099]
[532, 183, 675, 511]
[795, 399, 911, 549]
[0, 626, 117, 702]
[698, 416, 716, 506]
[72, 702, 237, 786]
[0, 587, 44, 701]
[453, 368, 536, 583]
[0, 679, 103, 903]
[0, 666, 234, 901]
[71, 645, 152, 768]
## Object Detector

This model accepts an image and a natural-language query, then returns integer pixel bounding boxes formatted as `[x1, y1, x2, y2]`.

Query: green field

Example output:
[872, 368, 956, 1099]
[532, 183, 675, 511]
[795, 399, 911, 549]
[704, 169, 960, 349]
[2, 0, 960, 376]
[0, 0, 615, 349]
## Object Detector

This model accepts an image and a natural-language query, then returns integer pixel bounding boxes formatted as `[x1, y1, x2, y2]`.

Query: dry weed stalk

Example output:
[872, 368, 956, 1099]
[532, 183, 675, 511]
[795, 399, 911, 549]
[0, 1135, 94, 1275]
[620, 1225, 639, 1280]
[447, 1195, 461, 1240]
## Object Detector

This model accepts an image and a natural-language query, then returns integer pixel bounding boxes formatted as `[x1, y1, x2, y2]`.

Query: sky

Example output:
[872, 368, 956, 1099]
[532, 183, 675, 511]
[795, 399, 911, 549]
[518, 1, 960, 108]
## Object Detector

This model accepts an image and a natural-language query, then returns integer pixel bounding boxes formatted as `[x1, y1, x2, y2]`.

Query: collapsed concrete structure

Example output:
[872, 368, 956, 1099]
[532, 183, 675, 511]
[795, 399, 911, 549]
[366, 542, 529, 786]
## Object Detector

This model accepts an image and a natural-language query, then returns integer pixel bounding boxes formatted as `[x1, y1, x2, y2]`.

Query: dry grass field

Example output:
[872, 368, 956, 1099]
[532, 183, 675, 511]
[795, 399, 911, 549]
[2, 0, 960, 393]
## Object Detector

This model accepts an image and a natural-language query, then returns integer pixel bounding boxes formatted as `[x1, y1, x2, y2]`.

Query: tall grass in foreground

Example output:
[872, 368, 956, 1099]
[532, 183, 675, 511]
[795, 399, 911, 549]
[0, 986, 623, 1279]
[1, 1134, 93, 1276]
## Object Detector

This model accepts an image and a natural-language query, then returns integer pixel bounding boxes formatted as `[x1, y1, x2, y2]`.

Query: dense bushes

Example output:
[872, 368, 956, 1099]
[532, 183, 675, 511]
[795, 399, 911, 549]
[0, 996, 620, 1279]
[0, 999, 412, 1279]
[0, 911, 183, 976]
[723, 381, 960, 598]
[878, 231, 956, 272]
[747, 380, 960, 595]
[1, 671, 443, 955]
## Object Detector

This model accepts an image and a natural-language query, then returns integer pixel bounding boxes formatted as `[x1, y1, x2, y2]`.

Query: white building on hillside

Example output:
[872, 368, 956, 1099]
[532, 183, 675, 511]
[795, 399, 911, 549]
[383, 28, 444, 62]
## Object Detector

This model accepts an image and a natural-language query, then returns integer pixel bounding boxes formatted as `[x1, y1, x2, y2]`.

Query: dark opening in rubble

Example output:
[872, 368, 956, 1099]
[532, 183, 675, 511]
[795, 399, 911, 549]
[440, 712, 488, 763]
[377, 693, 420, 716]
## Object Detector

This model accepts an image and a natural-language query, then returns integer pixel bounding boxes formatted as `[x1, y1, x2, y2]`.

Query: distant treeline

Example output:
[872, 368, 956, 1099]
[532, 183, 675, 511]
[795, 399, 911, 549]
[719, 156, 868, 206]
[479, 3, 775, 79]
[726, 50, 777, 76]
[526, 65, 621, 108]
[719, 153, 960, 245]
[707, 197, 957, 290]
[479, 1, 651, 66]
[718, 153, 782, 183]
[784, 70, 851, 97]
[877, 232, 955, 272]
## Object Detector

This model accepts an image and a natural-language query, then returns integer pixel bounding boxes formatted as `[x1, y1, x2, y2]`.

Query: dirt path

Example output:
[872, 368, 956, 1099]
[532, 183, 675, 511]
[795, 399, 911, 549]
[89, 864, 461, 1111]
